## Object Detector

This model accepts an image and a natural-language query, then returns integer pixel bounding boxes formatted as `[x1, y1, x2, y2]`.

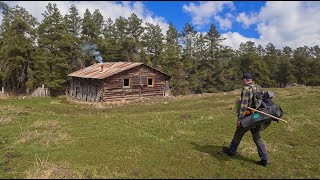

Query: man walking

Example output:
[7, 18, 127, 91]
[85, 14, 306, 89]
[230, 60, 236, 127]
[223, 73, 269, 166]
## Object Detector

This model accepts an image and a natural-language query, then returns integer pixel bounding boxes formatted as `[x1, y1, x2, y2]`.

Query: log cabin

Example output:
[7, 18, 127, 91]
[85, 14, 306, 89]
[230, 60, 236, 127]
[67, 62, 171, 102]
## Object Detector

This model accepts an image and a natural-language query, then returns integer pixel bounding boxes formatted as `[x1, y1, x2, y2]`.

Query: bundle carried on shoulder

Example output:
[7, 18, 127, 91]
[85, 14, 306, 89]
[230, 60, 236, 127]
[240, 88, 284, 130]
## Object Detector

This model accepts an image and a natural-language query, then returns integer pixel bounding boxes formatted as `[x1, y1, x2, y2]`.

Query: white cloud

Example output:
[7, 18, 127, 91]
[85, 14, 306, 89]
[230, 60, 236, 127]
[183, 1, 234, 29]
[6, 1, 71, 21]
[221, 32, 263, 49]
[234, 1, 320, 49]
[3, 1, 320, 49]
[236, 12, 258, 29]
[3, 1, 169, 34]
[214, 14, 233, 30]
[184, 1, 320, 49]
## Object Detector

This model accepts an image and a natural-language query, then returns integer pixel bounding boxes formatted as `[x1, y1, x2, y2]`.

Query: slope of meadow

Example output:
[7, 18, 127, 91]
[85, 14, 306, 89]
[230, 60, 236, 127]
[0, 86, 319, 178]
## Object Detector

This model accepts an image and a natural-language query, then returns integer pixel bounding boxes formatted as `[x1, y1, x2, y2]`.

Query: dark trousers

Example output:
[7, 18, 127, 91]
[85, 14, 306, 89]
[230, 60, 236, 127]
[228, 127, 269, 161]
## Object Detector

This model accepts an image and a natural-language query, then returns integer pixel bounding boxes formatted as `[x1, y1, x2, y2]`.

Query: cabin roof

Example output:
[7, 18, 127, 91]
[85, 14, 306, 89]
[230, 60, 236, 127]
[68, 62, 171, 79]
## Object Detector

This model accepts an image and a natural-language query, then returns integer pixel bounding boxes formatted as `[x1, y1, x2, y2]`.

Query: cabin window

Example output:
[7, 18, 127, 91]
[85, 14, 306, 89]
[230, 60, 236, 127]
[123, 78, 130, 88]
[147, 77, 154, 87]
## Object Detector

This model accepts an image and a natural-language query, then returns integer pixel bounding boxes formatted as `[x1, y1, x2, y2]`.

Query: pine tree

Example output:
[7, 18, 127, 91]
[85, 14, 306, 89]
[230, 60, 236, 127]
[141, 22, 164, 68]
[206, 24, 225, 54]
[81, 9, 105, 66]
[65, 4, 81, 37]
[180, 23, 197, 94]
[276, 55, 296, 87]
[292, 46, 311, 85]
[123, 13, 144, 62]
[163, 22, 184, 95]
[264, 43, 279, 86]
[65, 4, 85, 71]
[309, 45, 320, 86]
[102, 18, 124, 62]
[0, 4, 38, 93]
[114, 16, 128, 42]
[282, 46, 293, 57]
[36, 3, 72, 95]
[0, 2, 11, 89]
[0, 2, 10, 40]
[81, 9, 95, 42]
[202, 24, 226, 92]
[238, 41, 257, 56]
[274, 46, 296, 87]
[103, 18, 115, 41]
[92, 9, 104, 39]
[311, 45, 320, 59]
[193, 33, 208, 93]
[308, 58, 320, 86]
[238, 41, 271, 87]
[127, 13, 144, 42]
[256, 44, 266, 57]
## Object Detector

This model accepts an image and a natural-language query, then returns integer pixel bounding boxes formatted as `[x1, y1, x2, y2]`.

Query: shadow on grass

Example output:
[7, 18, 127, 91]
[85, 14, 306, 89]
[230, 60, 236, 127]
[190, 142, 257, 165]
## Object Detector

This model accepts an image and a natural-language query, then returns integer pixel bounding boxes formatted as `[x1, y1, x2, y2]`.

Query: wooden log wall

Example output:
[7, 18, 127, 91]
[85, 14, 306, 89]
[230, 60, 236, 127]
[101, 66, 141, 102]
[68, 64, 170, 102]
[101, 65, 169, 102]
[140, 65, 167, 98]
[68, 77, 102, 102]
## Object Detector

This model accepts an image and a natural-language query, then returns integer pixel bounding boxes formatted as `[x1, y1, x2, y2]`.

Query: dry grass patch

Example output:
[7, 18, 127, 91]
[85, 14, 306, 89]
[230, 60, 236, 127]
[66, 98, 132, 109]
[50, 100, 61, 104]
[32, 120, 61, 129]
[0, 116, 13, 125]
[276, 86, 313, 98]
[238, 141, 280, 155]
[128, 145, 143, 156]
[0, 105, 24, 125]
[26, 155, 79, 179]
[0, 93, 12, 99]
[174, 129, 196, 136]
[173, 90, 241, 100]
[1, 104, 23, 112]
[283, 114, 315, 132]
[14, 120, 71, 148]
[78, 166, 128, 179]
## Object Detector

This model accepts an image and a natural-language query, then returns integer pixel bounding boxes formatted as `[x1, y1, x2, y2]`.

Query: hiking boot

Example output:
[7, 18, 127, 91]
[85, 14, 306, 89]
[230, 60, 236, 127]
[222, 147, 235, 156]
[257, 160, 270, 166]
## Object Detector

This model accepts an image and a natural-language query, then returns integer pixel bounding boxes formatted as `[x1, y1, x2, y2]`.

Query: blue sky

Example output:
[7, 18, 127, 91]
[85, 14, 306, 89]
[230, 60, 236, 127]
[144, 1, 265, 39]
[2, 1, 320, 49]
[229, 1, 265, 38]
[143, 1, 193, 33]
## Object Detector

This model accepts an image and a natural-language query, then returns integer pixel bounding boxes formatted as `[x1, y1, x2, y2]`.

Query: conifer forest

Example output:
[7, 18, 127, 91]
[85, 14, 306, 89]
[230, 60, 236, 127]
[0, 2, 319, 96]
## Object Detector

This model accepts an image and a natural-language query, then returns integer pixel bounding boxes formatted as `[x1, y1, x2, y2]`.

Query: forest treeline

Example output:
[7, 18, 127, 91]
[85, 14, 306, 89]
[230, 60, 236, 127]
[0, 2, 319, 95]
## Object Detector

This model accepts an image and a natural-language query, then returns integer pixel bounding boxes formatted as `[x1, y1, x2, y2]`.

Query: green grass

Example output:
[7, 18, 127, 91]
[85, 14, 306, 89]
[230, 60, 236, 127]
[1, 86, 320, 178]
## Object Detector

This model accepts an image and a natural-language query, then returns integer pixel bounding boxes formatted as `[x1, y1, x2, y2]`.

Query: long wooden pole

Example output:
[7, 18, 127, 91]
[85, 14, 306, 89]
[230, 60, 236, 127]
[247, 107, 288, 123]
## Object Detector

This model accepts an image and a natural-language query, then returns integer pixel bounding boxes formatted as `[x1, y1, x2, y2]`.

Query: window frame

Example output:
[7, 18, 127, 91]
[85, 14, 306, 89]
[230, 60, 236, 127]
[123, 78, 131, 88]
[147, 77, 154, 87]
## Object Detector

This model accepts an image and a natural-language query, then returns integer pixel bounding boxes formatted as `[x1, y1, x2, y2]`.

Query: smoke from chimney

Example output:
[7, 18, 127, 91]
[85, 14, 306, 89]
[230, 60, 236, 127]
[81, 42, 104, 63]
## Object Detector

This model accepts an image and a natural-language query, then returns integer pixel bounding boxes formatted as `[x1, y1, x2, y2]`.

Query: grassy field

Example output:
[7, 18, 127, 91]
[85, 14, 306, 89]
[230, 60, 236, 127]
[0, 86, 320, 178]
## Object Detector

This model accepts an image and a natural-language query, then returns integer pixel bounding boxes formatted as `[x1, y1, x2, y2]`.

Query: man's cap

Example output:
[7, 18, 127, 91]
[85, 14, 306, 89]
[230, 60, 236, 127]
[242, 73, 253, 80]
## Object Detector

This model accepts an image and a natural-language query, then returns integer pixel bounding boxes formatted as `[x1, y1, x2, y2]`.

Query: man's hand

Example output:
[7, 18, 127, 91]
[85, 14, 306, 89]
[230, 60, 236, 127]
[236, 119, 241, 128]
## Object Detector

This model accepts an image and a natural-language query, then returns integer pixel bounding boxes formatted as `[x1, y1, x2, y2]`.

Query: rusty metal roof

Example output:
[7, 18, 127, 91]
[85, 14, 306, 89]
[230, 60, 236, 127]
[68, 62, 171, 79]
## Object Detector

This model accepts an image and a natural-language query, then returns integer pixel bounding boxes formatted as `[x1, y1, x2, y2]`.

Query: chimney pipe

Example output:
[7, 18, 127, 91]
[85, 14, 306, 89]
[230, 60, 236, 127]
[100, 65, 104, 72]
[100, 63, 106, 72]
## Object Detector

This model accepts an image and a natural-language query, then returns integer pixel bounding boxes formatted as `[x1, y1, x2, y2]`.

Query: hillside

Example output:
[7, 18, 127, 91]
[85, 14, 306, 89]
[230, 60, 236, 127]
[0, 86, 319, 178]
